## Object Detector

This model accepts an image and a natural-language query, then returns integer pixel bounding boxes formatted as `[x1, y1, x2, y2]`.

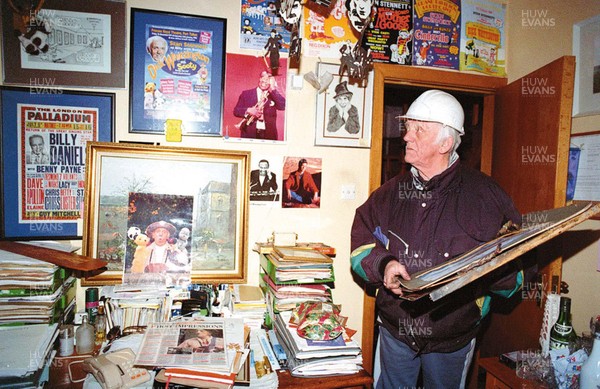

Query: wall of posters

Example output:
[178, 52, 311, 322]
[239, 0, 291, 52]
[362, 0, 413, 64]
[460, 0, 506, 77]
[412, 0, 461, 70]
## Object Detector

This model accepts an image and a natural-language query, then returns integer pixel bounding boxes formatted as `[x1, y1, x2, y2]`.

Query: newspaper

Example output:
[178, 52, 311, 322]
[134, 317, 244, 371]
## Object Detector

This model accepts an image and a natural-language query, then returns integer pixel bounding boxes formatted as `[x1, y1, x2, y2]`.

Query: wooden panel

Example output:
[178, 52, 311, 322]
[492, 56, 574, 213]
[480, 56, 575, 359]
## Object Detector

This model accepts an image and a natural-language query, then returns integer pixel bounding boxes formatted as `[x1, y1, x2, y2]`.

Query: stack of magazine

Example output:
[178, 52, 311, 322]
[258, 245, 335, 313]
[272, 311, 363, 377]
[0, 252, 75, 325]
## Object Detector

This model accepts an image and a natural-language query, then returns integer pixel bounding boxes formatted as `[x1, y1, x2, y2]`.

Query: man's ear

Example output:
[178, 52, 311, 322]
[438, 136, 453, 155]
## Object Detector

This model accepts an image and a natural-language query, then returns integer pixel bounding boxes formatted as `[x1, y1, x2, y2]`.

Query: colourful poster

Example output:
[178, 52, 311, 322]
[142, 25, 213, 124]
[362, 0, 413, 64]
[303, 0, 358, 58]
[239, 0, 291, 52]
[460, 0, 506, 77]
[412, 0, 461, 70]
[17, 104, 96, 222]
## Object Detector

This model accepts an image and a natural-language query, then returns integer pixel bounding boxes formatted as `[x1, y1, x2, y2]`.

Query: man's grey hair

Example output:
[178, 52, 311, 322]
[436, 124, 462, 154]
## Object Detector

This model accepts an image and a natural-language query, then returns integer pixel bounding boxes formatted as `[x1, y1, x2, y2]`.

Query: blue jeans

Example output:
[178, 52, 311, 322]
[375, 326, 475, 389]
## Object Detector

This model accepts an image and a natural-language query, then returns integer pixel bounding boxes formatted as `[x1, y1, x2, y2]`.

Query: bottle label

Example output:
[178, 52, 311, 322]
[553, 323, 573, 335]
[549, 338, 569, 350]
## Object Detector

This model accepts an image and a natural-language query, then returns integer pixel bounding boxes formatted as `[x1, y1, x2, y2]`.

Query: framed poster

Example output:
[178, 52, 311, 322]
[1, 0, 126, 88]
[129, 8, 227, 136]
[570, 131, 600, 207]
[572, 14, 600, 117]
[0, 87, 114, 240]
[81, 142, 250, 285]
[314, 63, 373, 148]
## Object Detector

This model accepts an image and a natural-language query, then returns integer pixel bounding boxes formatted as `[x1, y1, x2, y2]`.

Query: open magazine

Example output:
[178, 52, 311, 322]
[134, 317, 244, 372]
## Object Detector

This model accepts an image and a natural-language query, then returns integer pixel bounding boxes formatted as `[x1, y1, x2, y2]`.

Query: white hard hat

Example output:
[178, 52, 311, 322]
[398, 89, 465, 135]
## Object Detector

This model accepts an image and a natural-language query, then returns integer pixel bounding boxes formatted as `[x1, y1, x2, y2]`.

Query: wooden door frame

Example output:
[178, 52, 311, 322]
[363, 63, 507, 374]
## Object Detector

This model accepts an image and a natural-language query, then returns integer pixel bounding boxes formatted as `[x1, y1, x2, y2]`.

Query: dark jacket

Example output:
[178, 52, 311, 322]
[250, 170, 278, 199]
[350, 161, 523, 353]
[233, 88, 285, 140]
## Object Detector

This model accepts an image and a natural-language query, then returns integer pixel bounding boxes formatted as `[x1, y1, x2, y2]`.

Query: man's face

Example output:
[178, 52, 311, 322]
[30, 137, 44, 155]
[150, 40, 166, 61]
[403, 120, 443, 171]
[258, 162, 269, 175]
[258, 72, 271, 90]
[336, 95, 350, 108]
[152, 227, 170, 246]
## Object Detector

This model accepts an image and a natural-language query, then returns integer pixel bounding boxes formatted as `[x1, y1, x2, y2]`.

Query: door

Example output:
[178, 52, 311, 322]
[479, 55, 575, 359]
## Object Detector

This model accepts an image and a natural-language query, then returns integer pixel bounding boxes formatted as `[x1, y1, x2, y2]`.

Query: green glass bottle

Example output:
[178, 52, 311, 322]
[549, 296, 576, 351]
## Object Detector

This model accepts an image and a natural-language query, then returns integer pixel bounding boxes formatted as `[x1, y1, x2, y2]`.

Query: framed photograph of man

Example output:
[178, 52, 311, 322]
[0, 0, 126, 88]
[282, 156, 322, 209]
[314, 63, 373, 148]
[249, 155, 282, 205]
[81, 142, 250, 285]
[129, 8, 226, 136]
[223, 53, 287, 143]
[0, 87, 114, 240]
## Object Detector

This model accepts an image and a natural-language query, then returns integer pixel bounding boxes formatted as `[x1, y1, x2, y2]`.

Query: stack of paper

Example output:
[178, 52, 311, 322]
[260, 252, 334, 284]
[260, 274, 332, 312]
[0, 253, 75, 325]
[272, 311, 363, 377]
[232, 285, 267, 330]
[100, 285, 171, 331]
[0, 324, 58, 388]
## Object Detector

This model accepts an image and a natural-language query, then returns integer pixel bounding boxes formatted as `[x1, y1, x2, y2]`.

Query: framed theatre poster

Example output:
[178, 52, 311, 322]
[314, 63, 373, 148]
[0, 0, 126, 88]
[129, 8, 227, 136]
[81, 142, 250, 285]
[572, 14, 600, 117]
[0, 87, 114, 240]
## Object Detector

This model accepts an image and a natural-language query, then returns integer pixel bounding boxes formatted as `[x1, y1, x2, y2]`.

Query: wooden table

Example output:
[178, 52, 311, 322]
[479, 356, 546, 389]
[277, 369, 373, 389]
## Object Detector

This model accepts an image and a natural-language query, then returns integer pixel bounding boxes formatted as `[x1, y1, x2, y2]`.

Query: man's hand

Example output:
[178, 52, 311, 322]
[383, 259, 411, 296]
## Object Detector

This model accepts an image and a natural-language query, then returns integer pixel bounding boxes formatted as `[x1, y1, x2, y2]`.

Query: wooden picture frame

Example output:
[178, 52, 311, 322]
[314, 63, 373, 148]
[81, 142, 250, 285]
[0, 86, 114, 240]
[572, 14, 600, 117]
[1, 0, 126, 88]
[129, 8, 227, 136]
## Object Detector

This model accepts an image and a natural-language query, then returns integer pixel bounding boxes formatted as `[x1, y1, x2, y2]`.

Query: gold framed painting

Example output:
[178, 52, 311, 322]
[81, 142, 250, 285]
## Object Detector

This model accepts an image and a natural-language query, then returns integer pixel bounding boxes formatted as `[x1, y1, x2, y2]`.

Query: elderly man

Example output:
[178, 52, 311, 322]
[350, 90, 523, 388]
[146, 35, 168, 63]
[131, 221, 187, 273]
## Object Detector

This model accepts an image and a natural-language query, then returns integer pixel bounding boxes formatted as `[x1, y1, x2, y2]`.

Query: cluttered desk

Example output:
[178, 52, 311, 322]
[0, 240, 372, 389]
